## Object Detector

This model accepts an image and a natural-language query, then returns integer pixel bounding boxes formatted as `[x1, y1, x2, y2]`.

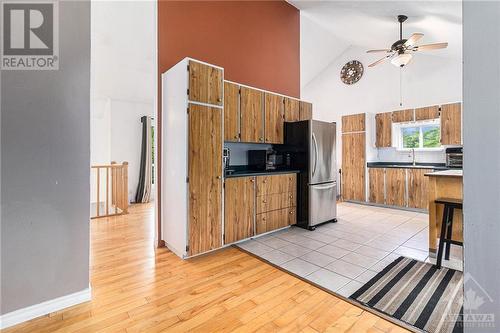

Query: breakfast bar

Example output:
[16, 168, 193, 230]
[425, 169, 463, 256]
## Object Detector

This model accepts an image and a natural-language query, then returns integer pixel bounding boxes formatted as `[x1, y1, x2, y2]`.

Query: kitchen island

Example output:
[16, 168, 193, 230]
[425, 169, 463, 256]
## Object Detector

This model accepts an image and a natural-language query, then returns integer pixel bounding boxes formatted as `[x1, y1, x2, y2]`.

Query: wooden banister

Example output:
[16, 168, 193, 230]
[91, 162, 129, 219]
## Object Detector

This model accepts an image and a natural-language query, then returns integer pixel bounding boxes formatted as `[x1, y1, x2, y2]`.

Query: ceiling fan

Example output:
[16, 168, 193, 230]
[366, 15, 448, 68]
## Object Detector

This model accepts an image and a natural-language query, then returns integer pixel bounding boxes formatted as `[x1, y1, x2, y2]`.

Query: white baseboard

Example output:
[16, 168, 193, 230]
[0, 287, 91, 329]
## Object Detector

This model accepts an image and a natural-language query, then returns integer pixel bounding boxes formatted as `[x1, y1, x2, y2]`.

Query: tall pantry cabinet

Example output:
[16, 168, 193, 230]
[162, 58, 224, 258]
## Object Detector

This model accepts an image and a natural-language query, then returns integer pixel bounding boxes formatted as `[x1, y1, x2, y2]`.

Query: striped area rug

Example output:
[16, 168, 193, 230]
[350, 256, 463, 333]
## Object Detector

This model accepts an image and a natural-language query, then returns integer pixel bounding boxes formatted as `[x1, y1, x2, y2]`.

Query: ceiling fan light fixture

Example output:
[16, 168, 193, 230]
[391, 53, 412, 67]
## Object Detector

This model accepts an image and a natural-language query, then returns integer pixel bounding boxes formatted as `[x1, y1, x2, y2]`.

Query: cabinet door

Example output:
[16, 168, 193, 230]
[375, 112, 392, 147]
[341, 113, 365, 133]
[341, 132, 366, 201]
[299, 101, 312, 121]
[415, 105, 439, 121]
[392, 109, 414, 123]
[256, 191, 296, 214]
[188, 104, 222, 256]
[368, 168, 385, 204]
[256, 208, 293, 234]
[408, 169, 429, 209]
[264, 93, 285, 144]
[240, 87, 264, 143]
[224, 81, 240, 141]
[284, 97, 300, 122]
[224, 177, 255, 244]
[188, 60, 223, 106]
[385, 168, 406, 207]
[441, 103, 462, 145]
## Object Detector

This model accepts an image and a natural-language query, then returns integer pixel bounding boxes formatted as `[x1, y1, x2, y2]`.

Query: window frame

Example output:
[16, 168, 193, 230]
[392, 119, 443, 152]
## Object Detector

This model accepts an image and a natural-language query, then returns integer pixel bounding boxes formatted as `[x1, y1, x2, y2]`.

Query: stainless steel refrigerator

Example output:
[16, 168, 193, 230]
[284, 120, 337, 230]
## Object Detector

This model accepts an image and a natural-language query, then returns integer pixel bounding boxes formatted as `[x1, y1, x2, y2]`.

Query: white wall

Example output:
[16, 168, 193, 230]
[463, 3, 500, 331]
[301, 28, 462, 168]
[91, 1, 156, 203]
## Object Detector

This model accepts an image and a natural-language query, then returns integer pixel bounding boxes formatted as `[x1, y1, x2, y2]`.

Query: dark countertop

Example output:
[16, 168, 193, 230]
[367, 162, 450, 170]
[224, 166, 301, 178]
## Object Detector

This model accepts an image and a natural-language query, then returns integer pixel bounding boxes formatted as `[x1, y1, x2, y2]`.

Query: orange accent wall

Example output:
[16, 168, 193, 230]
[156, 1, 300, 247]
[158, 0, 300, 97]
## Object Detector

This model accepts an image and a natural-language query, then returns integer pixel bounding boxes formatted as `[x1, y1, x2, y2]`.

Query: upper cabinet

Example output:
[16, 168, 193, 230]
[375, 112, 392, 148]
[188, 60, 223, 106]
[342, 113, 365, 132]
[264, 93, 285, 144]
[415, 105, 439, 121]
[224, 81, 240, 142]
[392, 109, 414, 123]
[240, 86, 264, 143]
[441, 102, 462, 145]
[299, 101, 313, 121]
[284, 97, 300, 122]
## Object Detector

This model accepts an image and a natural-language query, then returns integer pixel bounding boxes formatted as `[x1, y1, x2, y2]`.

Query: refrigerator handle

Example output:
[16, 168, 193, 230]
[312, 133, 318, 178]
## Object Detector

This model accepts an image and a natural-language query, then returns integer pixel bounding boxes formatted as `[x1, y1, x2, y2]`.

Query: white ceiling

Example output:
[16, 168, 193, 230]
[291, 1, 462, 88]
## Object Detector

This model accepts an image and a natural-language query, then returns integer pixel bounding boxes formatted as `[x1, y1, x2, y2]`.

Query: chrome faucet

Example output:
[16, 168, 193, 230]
[409, 148, 416, 166]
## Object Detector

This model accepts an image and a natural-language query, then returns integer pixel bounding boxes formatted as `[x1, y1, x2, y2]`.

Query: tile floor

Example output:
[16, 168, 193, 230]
[237, 202, 463, 298]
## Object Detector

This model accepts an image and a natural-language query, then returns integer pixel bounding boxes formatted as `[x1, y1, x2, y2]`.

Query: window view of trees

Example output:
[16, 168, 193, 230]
[422, 125, 440, 147]
[401, 124, 441, 149]
[402, 127, 419, 148]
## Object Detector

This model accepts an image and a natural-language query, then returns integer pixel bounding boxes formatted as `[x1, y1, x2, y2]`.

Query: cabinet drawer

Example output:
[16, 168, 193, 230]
[256, 208, 296, 235]
[256, 174, 296, 196]
[256, 192, 296, 214]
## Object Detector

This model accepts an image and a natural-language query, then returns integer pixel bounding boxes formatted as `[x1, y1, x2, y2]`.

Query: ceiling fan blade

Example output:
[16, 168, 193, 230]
[368, 55, 392, 67]
[413, 42, 449, 51]
[404, 33, 424, 47]
[366, 49, 391, 53]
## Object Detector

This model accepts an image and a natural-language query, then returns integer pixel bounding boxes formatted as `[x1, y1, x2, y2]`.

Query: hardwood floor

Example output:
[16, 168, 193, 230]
[4, 203, 409, 332]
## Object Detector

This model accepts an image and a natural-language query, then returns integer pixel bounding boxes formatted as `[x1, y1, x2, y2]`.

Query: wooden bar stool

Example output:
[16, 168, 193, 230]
[435, 198, 463, 269]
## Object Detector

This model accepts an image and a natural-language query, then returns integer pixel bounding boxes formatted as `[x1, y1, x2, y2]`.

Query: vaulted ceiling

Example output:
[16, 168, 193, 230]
[290, 1, 462, 88]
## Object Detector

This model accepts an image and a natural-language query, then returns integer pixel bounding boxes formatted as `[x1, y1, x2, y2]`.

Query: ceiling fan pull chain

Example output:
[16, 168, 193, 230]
[400, 67, 403, 107]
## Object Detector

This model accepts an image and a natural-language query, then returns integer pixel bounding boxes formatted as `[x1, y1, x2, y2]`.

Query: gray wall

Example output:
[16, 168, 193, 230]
[1, 1, 90, 314]
[463, 2, 500, 332]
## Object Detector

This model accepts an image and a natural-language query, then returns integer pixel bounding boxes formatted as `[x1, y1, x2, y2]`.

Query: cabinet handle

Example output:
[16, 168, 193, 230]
[259, 137, 264, 142]
[216, 176, 221, 179]
[234, 135, 238, 139]
[263, 180, 267, 183]
[289, 211, 294, 214]
[250, 179, 254, 183]
[263, 200, 267, 203]
[262, 217, 266, 221]
[289, 195, 293, 199]
[217, 97, 222, 102]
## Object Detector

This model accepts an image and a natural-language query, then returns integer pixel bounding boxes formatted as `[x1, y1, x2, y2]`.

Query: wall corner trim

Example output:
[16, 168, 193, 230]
[0, 286, 92, 329]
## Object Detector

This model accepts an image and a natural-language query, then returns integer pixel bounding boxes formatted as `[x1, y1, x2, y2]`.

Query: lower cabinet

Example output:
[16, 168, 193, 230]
[407, 169, 429, 209]
[224, 177, 255, 244]
[368, 167, 430, 210]
[256, 208, 296, 235]
[224, 173, 297, 243]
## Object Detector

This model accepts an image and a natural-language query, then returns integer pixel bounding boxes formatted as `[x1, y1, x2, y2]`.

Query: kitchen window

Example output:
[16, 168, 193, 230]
[393, 119, 442, 150]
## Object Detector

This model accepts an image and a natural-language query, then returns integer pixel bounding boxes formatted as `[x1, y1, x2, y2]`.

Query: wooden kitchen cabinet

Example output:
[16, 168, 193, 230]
[256, 191, 296, 214]
[188, 103, 223, 256]
[264, 93, 285, 144]
[407, 169, 429, 209]
[341, 132, 366, 201]
[284, 97, 300, 122]
[342, 113, 365, 133]
[188, 60, 223, 106]
[368, 168, 385, 204]
[415, 105, 439, 121]
[375, 112, 392, 148]
[256, 208, 296, 234]
[224, 81, 240, 142]
[440, 102, 462, 145]
[299, 101, 313, 121]
[224, 177, 255, 244]
[392, 109, 414, 123]
[385, 168, 406, 207]
[256, 174, 296, 196]
[240, 86, 264, 143]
